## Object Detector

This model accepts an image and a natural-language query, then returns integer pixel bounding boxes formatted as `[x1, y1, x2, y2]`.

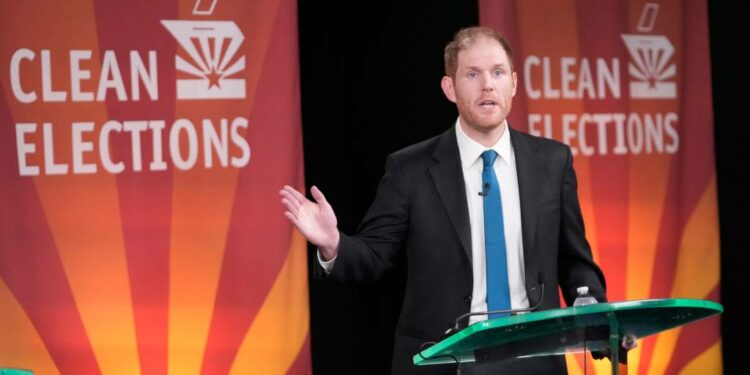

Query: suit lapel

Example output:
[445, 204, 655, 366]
[429, 129, 472, 263]
[510, 129, 544, 269]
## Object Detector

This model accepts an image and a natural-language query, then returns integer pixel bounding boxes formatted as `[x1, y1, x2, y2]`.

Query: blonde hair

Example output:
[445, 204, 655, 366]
[444, 27, 514, 78]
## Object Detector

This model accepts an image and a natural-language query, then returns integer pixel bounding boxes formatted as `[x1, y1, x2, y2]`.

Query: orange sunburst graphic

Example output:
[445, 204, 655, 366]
[0, 0, 309, 374]
[481, 0, 722, 374]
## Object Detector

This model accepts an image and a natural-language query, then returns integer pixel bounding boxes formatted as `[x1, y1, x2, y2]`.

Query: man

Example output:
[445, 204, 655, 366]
[281, 27, 612, 374]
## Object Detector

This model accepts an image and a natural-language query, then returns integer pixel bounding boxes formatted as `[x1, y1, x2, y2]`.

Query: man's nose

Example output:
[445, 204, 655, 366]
[482, 74, 494, 91]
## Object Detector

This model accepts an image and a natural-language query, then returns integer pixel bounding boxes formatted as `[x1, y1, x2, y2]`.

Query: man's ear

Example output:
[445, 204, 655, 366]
[441, 76, 457, 103]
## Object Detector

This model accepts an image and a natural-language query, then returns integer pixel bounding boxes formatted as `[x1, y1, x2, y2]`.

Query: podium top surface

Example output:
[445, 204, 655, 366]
[414, 298, 723, 365]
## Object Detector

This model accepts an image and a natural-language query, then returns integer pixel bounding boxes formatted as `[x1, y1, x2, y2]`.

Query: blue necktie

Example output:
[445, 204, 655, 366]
[482, 150, 511, 319]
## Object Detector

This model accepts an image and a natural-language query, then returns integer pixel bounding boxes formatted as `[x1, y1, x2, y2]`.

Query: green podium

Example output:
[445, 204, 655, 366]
[0, 369, 33, 375]
[414, 298, 723, 374]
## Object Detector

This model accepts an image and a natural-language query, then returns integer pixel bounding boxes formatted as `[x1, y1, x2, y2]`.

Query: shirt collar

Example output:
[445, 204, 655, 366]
[454, 118, 512, 169]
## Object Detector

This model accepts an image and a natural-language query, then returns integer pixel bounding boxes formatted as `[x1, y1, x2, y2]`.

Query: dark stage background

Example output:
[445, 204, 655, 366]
[297, 1, 742, 373]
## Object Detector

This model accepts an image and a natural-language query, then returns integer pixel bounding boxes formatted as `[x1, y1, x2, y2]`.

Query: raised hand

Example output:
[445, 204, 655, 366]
[280, 185, 340, 260]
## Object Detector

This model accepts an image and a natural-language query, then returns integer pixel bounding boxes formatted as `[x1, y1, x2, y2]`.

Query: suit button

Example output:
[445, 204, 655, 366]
[464, 295, 472, 304]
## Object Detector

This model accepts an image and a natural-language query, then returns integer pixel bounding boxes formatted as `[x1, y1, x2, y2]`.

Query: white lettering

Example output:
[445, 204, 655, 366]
[10, 49, 36, 103]
[561, 57, 576, 99]
[577, 59, 596, 99]
[612, 113, 628, 155]
[203, 119, 229, 168]
[130, 51, 158, 101]
[577, 113, 595, 156]
[11, 49, 159, 103]
[123, 121, 148, 171]
[70, 50, 94, 101]
[591, 114, 610, 155]
[13, 117, 252, 176]
[170, 119, 198, 170]
[16, 123, 39, 175]
[597, 58, 620, 99]
[231, 117, 250, 167]
[41, 50, 66, 102]
[627, 113, 643, 154]
[43, 122, 68, 174]
[524, 55, 541, 100]
[664, 113, 679, 154]
[542, 57, 560, 99]
[562, 114, 577, 155]
[72, 122, 96, 173]
[98, 51, 128, 101]
[528, 113, 543, 137]
[526, 112, 679, 156]
[523, 57, 621, 100]
[100, 120, 125, 174]
[149, 121, 168, 171]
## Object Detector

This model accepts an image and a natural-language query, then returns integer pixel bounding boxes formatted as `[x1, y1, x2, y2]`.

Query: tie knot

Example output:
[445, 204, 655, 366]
[482, 150, 497, 167]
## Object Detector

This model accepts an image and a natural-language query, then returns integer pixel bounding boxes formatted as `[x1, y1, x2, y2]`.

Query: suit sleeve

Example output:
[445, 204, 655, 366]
[557, 147, 607, 305]
[321, 154, 410, 284]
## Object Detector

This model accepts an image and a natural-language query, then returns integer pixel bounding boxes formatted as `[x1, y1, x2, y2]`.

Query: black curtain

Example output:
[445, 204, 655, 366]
[298, 1, 742, 373]
[709, 2, 742, 374]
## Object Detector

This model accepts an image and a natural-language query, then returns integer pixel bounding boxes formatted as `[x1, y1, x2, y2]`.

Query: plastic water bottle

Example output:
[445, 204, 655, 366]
[572, 286, 598, 306]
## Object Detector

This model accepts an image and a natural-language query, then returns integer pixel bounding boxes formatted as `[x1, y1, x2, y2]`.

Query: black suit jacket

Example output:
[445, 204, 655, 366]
[317, 127, 606, 374]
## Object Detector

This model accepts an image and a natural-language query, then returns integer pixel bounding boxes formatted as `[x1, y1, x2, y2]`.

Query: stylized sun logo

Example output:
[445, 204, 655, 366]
[622, 34, 677, 99]
[162, 20, 246, 100]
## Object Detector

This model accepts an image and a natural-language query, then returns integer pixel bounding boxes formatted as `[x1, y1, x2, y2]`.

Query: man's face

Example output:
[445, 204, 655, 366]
[441, 36, 517, 136]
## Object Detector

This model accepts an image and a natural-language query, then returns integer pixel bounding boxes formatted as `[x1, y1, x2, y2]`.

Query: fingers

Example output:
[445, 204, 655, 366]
[281, 197, 299, 216]
[279, 184, 330, 216]
[283, 211, 302, 228]
[280, 187, 301, 206]
[310, 185, 328, 206]
[281, 185, 308, 204]
[280, 185, 310, 213]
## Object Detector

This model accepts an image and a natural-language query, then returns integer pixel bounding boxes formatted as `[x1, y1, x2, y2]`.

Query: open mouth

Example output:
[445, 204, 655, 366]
[478, 100, 497, 108]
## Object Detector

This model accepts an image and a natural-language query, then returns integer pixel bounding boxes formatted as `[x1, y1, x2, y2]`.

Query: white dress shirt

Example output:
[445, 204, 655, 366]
[319, 119, 529, 324]
[454, 120, 528, 324]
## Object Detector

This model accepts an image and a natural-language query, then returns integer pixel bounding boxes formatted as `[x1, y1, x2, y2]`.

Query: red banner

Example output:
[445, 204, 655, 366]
[480, 0, 720, 373]
[0, 0, 309, 373]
